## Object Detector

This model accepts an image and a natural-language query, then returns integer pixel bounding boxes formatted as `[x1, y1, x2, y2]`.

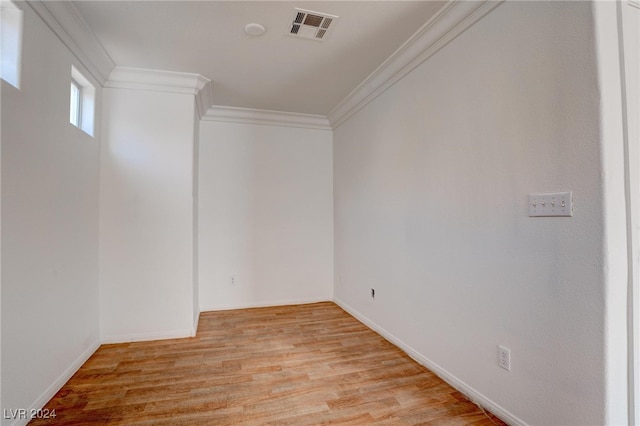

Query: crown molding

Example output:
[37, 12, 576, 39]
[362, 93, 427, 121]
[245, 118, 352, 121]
[195, 81, 214, 120]
[202, 106, 332, 131]
[105, 66, 211, 95]
[26, 1, 115, 85]
[106, 67, 213, 117]
[327, 0, 504, 129]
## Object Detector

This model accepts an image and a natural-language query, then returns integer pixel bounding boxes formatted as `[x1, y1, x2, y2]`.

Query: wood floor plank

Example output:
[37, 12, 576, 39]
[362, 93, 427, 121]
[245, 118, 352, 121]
[29, 302, 506, 425]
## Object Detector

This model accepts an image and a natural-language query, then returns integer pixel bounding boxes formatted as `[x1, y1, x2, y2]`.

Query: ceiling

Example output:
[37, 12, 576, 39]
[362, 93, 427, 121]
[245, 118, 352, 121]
[72, 1, 446, 116]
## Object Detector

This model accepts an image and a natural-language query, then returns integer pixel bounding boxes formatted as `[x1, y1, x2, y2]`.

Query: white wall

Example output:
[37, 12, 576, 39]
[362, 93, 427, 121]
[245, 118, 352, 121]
[333, 2, 624, 424]
[592, 2, 632, 424]
[192, 110, 200, 331]
[620, 1, 640, 422]
[198, 121, 333, 310]
[1, 2, 101, 423]
[100, 88, 196, 342]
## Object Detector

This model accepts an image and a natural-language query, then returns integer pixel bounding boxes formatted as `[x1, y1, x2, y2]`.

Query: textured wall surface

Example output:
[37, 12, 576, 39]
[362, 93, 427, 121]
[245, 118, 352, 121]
[333, 2, 621, 424]
[198, 121, 333, 311]
[99, 89, 196, 342]
[1, 3, 101, 422]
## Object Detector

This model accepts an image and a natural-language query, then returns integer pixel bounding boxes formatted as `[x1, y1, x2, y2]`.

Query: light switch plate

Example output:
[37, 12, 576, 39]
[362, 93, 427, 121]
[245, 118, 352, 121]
[529, 191, 573, 217]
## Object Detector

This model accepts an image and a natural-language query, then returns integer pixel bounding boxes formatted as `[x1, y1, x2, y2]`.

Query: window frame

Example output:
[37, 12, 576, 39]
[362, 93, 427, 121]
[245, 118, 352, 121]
[0, 0, 23, 89]
[69, 66, 95, 137]
[70, 78, 82, 128]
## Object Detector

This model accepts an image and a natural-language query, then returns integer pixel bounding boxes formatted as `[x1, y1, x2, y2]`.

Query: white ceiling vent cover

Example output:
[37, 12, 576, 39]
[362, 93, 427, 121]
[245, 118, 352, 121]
[287, 8, 339, 41]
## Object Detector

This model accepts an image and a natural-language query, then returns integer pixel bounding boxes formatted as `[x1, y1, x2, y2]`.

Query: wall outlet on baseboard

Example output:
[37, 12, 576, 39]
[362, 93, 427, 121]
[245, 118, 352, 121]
[371, 288, 375, 299]
[230, 275, 237, 286]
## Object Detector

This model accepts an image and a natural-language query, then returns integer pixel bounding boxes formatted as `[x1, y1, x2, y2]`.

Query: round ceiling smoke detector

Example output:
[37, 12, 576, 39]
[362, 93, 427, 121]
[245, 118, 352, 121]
[245, 23, 266, 36]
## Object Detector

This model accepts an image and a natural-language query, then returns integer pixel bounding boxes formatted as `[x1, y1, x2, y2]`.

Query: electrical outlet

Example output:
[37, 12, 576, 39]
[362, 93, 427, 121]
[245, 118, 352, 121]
[371, 288, 375, 299]
[498, 345, 511, 371]
[230, 276, 237, 286]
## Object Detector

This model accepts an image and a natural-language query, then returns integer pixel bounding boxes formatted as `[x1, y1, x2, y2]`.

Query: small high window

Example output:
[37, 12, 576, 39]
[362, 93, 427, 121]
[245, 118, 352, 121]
[69, 66, 95, 136]
[70, 79, 82, 127]
[0, 0, 23, 89]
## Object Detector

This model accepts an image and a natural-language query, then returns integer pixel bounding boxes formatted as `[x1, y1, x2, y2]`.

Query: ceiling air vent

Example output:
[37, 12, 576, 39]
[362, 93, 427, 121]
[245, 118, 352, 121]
[287, 8, 339, 41]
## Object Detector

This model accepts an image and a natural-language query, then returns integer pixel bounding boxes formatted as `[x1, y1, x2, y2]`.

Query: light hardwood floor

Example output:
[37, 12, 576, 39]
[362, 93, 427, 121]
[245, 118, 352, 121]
[31, 302, 505, 425]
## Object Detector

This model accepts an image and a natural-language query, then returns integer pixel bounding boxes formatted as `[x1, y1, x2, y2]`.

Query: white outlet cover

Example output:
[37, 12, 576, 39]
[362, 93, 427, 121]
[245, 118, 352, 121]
[498, 345, 511, 371]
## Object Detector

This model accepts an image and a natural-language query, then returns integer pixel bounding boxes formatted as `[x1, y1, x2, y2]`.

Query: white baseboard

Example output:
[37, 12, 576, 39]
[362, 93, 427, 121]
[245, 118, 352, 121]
[101, 328, 196, 344]
[7, 339, 101, 426]
[200, 297, 331, 312]
[333, 297, 526, 426]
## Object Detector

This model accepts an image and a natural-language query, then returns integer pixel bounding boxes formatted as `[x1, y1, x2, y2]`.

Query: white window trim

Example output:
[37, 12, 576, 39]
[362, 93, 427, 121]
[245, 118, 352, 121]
[70, 66, 95, 137]
[70, 78, 82, 127]
[0, 0, 23, 89]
